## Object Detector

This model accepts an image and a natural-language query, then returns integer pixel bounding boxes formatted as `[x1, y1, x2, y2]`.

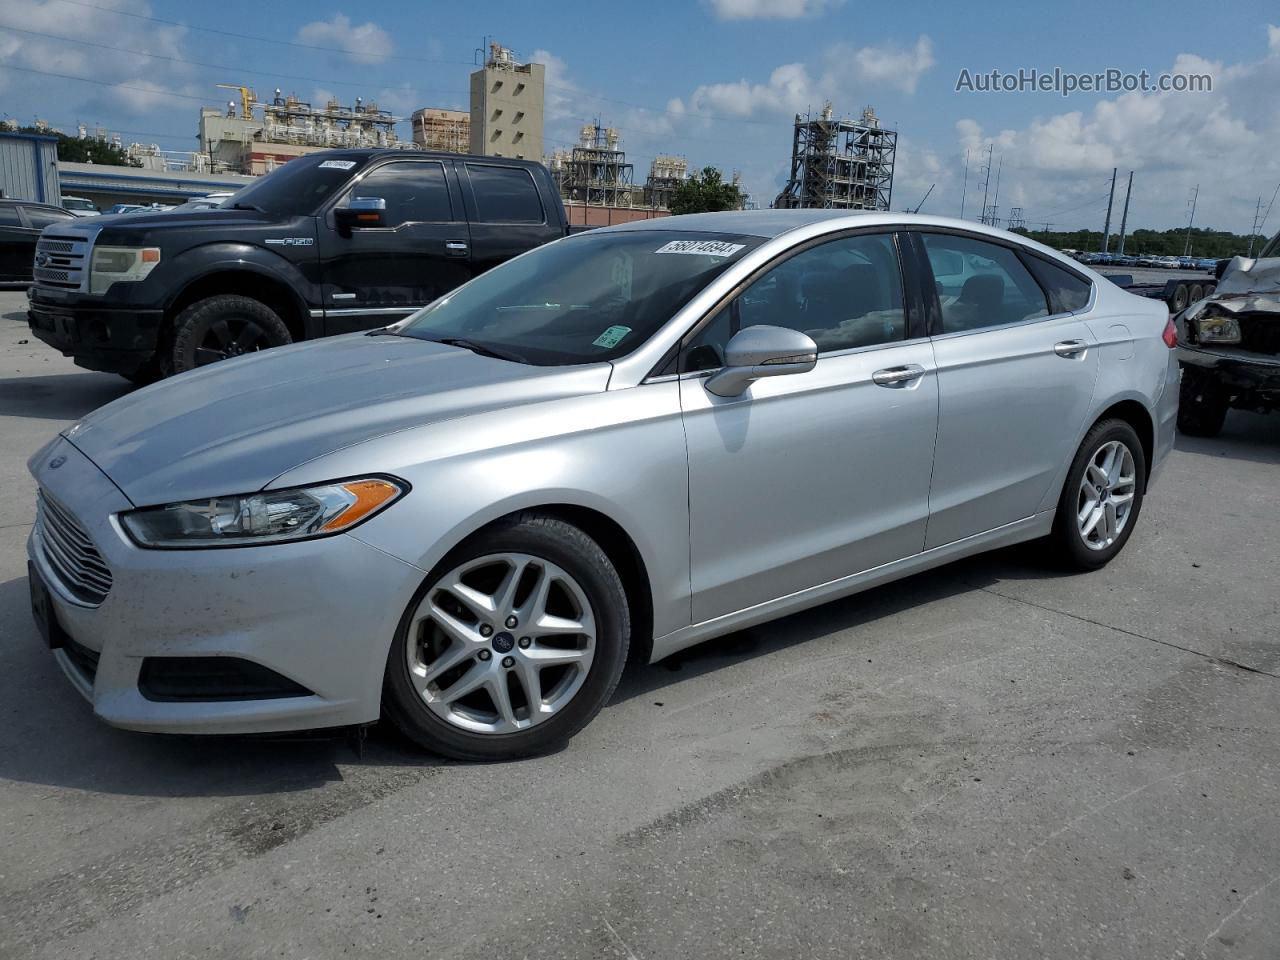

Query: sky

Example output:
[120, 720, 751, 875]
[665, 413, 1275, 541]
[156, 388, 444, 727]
[1, 0, 1277, 235]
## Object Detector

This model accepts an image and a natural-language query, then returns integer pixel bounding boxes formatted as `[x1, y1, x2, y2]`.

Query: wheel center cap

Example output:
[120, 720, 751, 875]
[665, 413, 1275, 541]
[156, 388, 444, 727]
[492, 632, 515, 654]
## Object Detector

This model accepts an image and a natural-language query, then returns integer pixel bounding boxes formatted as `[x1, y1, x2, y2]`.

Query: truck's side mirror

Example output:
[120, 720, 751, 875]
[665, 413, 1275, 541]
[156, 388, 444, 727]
[335, 197, 386, 234]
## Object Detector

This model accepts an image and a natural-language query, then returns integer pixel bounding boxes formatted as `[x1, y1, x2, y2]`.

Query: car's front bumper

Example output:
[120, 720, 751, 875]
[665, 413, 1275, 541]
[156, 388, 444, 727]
[26, 437, 425, 735]
[27, 287, 164, 376]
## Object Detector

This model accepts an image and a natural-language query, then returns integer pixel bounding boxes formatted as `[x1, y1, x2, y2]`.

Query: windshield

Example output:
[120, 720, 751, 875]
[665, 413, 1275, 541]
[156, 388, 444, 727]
[222, 154, 371, 217]
[1259, 230, 1280, 259]
[400, 230, 760, 365]
[63, 198, 94, 211]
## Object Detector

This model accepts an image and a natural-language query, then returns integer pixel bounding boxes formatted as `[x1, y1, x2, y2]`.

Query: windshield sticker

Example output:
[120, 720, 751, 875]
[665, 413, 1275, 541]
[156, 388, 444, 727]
[592, 325, 632, 349]
[654, 239, 746, 257]
[318, 159, 357, 170]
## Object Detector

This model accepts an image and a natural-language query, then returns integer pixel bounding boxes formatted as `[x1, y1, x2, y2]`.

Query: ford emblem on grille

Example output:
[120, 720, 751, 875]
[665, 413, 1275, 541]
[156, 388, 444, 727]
[35, 251, 49, 268]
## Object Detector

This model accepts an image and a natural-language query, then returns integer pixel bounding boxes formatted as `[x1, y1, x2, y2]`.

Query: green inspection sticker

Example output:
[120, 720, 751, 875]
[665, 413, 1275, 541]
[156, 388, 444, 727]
[592, 325, 632, 348]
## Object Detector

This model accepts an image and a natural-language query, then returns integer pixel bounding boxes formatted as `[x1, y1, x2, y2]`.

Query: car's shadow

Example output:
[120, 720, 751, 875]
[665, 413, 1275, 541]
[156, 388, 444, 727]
[0, 543, 1058, 798]
[0, 373, 131, 421]
[1173, 410, 1280, 465]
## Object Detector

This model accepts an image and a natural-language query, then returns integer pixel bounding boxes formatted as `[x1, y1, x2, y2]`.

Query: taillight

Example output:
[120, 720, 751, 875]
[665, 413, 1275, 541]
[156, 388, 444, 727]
[1162, 316, 1178, 348]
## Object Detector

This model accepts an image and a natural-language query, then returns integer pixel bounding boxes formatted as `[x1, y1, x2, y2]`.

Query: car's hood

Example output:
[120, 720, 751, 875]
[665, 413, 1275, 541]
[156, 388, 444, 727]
[64, 334, 612, 506]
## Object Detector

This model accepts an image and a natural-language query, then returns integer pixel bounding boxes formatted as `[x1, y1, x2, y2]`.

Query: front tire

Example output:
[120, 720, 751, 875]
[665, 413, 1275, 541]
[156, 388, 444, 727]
[1048, 419, 1147, 570]
[1177, 368, 1228, 437]
[383, 513, 630, 760]
[170, 295, 292, 375]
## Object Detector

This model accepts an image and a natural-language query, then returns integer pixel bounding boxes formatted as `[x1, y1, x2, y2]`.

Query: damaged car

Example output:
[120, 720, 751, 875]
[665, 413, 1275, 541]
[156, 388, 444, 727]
[1176, 233, 1280, 436]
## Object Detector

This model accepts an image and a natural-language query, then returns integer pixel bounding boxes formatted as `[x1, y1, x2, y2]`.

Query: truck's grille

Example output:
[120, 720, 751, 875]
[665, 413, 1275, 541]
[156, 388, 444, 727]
[34, 232, 91, 291]
[1239, 318, 1280, 356]
[36, 491, 112, 606]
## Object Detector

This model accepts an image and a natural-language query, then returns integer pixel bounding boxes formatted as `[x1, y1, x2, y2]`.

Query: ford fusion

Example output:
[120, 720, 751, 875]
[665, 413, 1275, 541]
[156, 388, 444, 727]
[27, 211, 1179, 760]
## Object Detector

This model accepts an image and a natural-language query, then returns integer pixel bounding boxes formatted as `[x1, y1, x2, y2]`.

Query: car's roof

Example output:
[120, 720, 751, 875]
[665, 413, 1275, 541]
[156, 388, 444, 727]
[596, 209, 1069, 255]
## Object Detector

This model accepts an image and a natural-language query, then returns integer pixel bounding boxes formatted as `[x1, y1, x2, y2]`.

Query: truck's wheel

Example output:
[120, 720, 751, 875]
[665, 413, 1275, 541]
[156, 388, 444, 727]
[170, 295, 292, 374]
[1188, 283, 1204, 303]
[1170, 283, 1190, 312]
[1177, 368, 1229, 437]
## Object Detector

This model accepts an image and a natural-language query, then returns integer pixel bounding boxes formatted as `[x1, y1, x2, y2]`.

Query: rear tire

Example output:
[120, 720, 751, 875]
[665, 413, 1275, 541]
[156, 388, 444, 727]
[1048, 419, 1147, 571]
[1170, 283, 1190, 312]
[383, 513, 630, 760]
[170, 295, 292, 375]
[1177, 368, 1229, 437]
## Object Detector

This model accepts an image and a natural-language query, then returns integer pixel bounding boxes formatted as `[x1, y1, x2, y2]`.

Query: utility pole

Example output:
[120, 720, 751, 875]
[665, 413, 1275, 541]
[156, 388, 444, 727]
[986, 155, 1003, 227]
[1102, 167, 1117, 253]
[1182, 184, 1199, 256]
[1117, 170, 1134, 255]
[979, 143, 994, 225]
[1248, 196, 1264, 256]
[959, 148, 969, 220]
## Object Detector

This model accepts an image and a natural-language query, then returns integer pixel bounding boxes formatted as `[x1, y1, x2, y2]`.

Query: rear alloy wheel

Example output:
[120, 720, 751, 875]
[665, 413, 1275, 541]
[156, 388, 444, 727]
[170, 295, 292, 374]
[383, 514, 629, 760]
[1049, 419, 1147, 570]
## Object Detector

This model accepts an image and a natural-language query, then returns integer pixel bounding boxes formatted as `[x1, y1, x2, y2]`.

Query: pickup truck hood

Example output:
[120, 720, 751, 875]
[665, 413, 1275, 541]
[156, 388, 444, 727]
[63, 334, 612, 506]
[92, 209, 290, 243]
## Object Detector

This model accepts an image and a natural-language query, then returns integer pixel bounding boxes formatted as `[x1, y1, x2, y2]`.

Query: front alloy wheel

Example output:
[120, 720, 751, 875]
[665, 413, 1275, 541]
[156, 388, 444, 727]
[383, 513, 630, 760]
[407, 553, 596, 734]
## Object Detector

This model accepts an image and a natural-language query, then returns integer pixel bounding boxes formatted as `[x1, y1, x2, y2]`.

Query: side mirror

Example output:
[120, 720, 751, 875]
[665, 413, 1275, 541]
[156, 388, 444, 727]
[705, 325, 817, 398]
[335, 197, 386, 234]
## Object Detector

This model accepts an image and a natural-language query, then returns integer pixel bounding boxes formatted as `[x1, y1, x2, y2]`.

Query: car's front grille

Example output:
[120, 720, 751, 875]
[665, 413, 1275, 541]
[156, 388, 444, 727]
[36, 491, 112, 606]
[34, 232, 91, 291]
[1239, 317, 1280, 356]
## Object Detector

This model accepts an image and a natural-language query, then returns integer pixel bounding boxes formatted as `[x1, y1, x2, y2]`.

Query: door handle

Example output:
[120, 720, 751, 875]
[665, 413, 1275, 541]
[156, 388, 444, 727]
[872, 364, 926, 387]
[444, 240, 469, 257]
[1054, 339, 1088, 358]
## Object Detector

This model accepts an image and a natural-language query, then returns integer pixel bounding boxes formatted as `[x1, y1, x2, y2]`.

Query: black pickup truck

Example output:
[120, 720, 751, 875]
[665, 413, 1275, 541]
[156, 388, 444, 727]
[28, 149, 572, 382]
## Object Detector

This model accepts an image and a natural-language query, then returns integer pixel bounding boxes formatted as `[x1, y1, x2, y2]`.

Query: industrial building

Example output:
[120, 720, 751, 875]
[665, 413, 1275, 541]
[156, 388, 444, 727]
[549, 124, 636, 207]
[0, 130, 60, 204]
[411, 108, 470, 153]
[643, 155, 689, 210]
[469, 44, 545, 160]
[198, 86, 414, 174]
[775, 103, 896, 211]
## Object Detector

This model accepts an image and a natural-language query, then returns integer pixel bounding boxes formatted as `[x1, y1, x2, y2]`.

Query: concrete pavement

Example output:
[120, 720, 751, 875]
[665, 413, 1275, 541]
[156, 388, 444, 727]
[1, 290, 1277, 959]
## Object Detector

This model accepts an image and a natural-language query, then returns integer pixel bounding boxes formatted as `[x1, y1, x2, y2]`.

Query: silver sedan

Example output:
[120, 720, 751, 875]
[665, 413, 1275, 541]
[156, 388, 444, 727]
[27, 211, 1179, 759]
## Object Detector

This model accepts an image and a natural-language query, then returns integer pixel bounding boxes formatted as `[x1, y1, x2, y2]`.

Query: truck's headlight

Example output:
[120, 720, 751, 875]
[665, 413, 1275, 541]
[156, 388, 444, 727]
[120, 478, 406, 548]
[89, 246, 161, 295]
[1196, 315, 1242, 344]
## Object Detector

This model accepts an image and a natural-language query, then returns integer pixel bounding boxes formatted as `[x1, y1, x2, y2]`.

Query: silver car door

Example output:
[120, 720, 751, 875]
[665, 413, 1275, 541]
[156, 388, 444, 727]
[915, 231, 1100, 549]
[678, 231, 939, 625]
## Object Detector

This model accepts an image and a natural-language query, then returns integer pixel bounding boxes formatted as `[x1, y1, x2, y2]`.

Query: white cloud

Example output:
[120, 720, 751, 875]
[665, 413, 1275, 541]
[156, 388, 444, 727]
[0, 0, 196, 120]
[676, 35, 935, 120]
[828, 36, 936, 95]
[948, 26, 1279, 231]
[706, 0, 842, 20]
[296, 13, 393, 65]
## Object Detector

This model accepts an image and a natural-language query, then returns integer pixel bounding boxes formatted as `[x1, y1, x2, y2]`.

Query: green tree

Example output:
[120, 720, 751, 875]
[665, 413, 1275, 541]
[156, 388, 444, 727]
[8, 124, 138, 166]
[670, 166, 743, 215]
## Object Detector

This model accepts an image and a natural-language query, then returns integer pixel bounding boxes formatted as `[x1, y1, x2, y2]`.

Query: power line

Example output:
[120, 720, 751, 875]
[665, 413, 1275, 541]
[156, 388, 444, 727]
[0, 62, 213, 104]
[0, 22, 468, 98]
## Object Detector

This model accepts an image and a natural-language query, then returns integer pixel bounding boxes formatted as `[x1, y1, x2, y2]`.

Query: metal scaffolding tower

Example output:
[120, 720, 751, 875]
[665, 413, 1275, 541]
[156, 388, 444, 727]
[774, 103, 896, 211]
[550, 123, 636, 207]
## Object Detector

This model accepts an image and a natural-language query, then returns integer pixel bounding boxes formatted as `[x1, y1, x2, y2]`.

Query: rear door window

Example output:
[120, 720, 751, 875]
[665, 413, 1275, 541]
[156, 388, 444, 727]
[466, 165, 545, 224]
[1024, 256, 1093, 313]
[920, 233, 1049, 334]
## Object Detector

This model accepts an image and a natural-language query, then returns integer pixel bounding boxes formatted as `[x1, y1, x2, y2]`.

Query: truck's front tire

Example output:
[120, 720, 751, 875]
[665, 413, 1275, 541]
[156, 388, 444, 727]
[170, 295, 292, 375]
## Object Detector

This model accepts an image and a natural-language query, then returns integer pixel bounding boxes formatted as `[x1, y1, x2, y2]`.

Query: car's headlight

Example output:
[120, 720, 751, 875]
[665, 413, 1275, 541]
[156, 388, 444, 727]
[89, 246, 161, 295]
[120, 477, 406, 548]
[1196, 315, 1242, 344]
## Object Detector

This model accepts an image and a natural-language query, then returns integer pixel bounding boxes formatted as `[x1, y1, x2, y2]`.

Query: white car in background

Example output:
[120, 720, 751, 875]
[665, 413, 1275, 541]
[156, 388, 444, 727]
[60, 196, 99, 218]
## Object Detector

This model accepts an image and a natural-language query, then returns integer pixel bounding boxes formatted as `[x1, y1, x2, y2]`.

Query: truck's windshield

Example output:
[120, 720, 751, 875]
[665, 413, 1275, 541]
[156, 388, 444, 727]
[1259, 230, 1280, 259]
[222, 154, 371, 217]
[399, 230, 761, 366]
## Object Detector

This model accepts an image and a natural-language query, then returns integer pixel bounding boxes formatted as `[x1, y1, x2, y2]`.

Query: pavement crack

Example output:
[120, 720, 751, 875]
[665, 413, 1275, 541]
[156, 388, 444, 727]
[971, 584, 1280, 681]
